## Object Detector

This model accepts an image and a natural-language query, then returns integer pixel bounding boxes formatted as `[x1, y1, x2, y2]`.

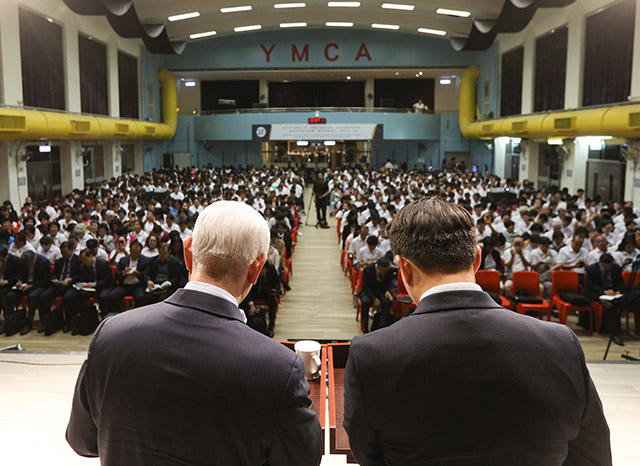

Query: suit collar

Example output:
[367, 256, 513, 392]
[165, 288, 245, 323]
[411, 290, 503, 316]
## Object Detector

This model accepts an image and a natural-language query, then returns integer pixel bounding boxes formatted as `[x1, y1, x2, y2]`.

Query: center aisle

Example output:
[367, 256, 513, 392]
[274, 189, 360, 341]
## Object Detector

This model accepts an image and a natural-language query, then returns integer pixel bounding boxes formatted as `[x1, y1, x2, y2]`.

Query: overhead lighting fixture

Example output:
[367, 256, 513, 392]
[328, 1, 360, 7]
[346, 75, 352, 80]
[372, 23, 400, 30]
[280, 22, 307, 28]
[439, 78, 451, 85]
[46, 17, 54, 23]
[547, 137, 563, 145]
[168, 11, 200, 22]
[418, 71, 423, 76]
[184, 81, 197, 87]
[326, 21, 353, 27]
[417, 27, 446, 36]
[324, 140, 337, 146]
[234, 24, 262, 32]
[395, 72, 399, 75]
[495, 137, 510, 145]
[220, 5, 253, 13]
[436, 8, 471, 18]
[274, 2, 306, 8]
[39, 143, 51, 153]
[190, 30, 217, 39]
[297, 140, 309, 146]
[381, 3, 415, 11]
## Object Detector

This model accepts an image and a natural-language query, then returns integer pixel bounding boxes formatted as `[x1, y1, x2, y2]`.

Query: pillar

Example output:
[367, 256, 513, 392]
[564, 10, 585, 109]
[103, 141, 122, 180]
[134, 141, 144, 175]
[0, 141, 28, 207]
[0, 0, 23, 105]
[107, 41, 120, 117]
[60, 141, 85, 194]
[494, 139, 507, 179]
[365, 78, 374, 110]
[560, 140, 588, 193]
[518, 140, 540, 186]
[623, 140, 640, 204]
[521, 35, 535, 114]
[631, 0, 640, 99]
[63, 18, 81, 112]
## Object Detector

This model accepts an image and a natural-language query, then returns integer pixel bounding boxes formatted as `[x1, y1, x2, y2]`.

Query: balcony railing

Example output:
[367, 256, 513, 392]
[199, 106, 435, 115]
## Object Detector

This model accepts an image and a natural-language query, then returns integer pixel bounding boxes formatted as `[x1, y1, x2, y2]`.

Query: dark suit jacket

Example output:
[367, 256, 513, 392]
[73, 258, 113, 292]
[584, 262, 624, 300]
[343, 290, 611, 466]
[146, 255, 181, 288]
[360, 263, 393, 299]
[52, 255, 82, 283]
[17, 254, 51, 288]
[115, 255, 150, 286]
[67, 288, 323, 466]
[0, 254, 20, 288]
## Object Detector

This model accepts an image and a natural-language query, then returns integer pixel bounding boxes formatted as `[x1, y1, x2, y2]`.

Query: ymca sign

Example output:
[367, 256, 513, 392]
[260, 42, 372, 63]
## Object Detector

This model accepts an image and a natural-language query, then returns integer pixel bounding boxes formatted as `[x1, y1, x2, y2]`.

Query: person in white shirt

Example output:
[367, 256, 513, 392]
[554, 235, 588, 275]
[48, 222, 67, 248]
[37, 236, 62, 264]
[528, 237, 557, 297]
[503, 237, 531, 296]
[130, 220, 148, 247]
[24, 225, 42, 250]
[615, 238, 639, 272]
[110, 236, 129, 266]
[141, 235, 160, 258]
[587, 235, 611, 266]
[86, 238, 109, 262]
[412, 99, 426, 113]
[178, 220, 193, 241]
[348, 226, 369, 262]
[169, 185, 185, 202]
[9, 233, 36, 257]
[75, 224, 94, 250]
[356, 236, 385, 270]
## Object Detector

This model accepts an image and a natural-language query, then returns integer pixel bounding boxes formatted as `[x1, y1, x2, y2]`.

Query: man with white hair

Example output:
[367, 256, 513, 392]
[67, 201, 323, 466]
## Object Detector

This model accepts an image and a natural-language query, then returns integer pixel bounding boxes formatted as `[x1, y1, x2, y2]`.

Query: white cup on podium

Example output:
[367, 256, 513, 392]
[294, 340, 322, 380]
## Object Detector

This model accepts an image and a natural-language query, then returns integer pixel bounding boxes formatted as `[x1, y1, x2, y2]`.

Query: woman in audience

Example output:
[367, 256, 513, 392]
[110, 236, 129, 265]
[480, 236, 504, 278]
[141, 234, 160, 258]
[616, 237, 640, 272]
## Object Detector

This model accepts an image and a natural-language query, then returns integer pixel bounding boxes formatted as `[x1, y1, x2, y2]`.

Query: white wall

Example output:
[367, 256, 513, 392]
[434, 77, 460, 114]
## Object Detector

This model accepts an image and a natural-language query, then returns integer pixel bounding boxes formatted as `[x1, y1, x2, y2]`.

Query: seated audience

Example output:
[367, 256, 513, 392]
[359, 256, 394, 334]
[110, 241, 150, 314]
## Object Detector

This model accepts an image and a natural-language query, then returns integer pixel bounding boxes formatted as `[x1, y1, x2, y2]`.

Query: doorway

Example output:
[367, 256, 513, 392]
[26, 146, 62, 201]
[586, 160, 625, 202]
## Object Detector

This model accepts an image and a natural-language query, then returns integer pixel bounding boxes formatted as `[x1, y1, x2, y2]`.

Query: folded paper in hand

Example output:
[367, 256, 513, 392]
[148, 281, 172, 293]
[74, 282, 96, 293]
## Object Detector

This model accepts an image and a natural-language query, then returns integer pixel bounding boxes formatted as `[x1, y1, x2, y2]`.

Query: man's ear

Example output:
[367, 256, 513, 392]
[183, 236, 193, 271]
[396, 255, 412, 287]
[473, 245, 482, 273]
[248, 252, 268, 285]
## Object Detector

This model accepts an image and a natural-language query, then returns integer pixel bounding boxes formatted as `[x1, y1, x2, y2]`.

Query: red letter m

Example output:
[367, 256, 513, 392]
[292, 44, 309, 62]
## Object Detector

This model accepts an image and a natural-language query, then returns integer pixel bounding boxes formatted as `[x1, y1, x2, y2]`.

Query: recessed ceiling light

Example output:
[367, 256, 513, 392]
[168, 11, 200, 22]
[395, 72, 399, 75]
[274, 2, 306, 8]
[418, 71, 423, 76]
[326, 21, 353, 27]
[220, 5, 253, 13]
[280, 22, 307, 28]
[46, 17, 54, 23]
[436, 8, 471, 18]
[440, 78, 452, 85]
[372, 23, 400, 30]
[185, 81, 197, 87]
[324, 140, 337, 146]
[234, 24, 262, 32]
[346, 75, 352, 80]
[190, 30, 217, 39]
[417, 27, 446, 36]
[381, 3, 415, 11]
[328, 2, 360, 7]
[297, 140, 309, 146]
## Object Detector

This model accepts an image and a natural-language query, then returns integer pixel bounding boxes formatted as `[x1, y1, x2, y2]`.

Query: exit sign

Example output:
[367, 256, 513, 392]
[308, 117, 326, 124]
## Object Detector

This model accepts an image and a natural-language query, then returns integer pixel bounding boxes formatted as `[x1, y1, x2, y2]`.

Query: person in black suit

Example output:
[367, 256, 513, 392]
[343, 196, 611, 466]
[240, 261, 281, 337]
[0, 246, 20, 334]
[312, 171, 329, 227]
[140, 243, 182, 306]
[67, 200, 322, 466]
[5, 250, 51, 335]
[109, 241, 150, 313]
[68, 249, 113, 334]
[39, 241, 82, 333]
[585, 253, 625, 342]
[359, 257, 394, 333]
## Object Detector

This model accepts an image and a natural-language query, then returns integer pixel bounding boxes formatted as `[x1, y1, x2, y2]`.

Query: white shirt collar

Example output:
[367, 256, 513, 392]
[419, 282, 483, 302]
[184, 281, 246, 323]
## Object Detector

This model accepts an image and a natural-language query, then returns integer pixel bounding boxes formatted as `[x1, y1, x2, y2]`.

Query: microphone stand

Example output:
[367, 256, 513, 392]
[603, 255, 640, 360]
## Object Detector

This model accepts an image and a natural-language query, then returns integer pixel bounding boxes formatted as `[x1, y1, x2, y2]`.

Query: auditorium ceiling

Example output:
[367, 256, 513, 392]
[63, 0, 577, 54]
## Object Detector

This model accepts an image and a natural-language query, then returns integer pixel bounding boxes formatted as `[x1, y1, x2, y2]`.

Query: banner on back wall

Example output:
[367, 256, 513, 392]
[252, 124, 383, 141]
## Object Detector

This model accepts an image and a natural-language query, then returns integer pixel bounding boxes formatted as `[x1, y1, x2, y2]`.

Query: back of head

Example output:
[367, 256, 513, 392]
[390, 197, 476, 274]
[191, 201, 269, 282]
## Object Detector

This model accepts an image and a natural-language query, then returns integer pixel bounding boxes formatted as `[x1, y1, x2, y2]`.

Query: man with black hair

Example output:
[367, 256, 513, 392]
[344, 196, 611, 466]
[141, 243, 182, 306]
[110, 241, 150, 314]
[585, 253, 625, 342]
[5, 250, 51, 334]
[359, 256, 394, 334]
[239, 261, 280, 337]
[312, 172, 330, 228]
[356, 235, 385, 270]
[0, 246, 19, 334]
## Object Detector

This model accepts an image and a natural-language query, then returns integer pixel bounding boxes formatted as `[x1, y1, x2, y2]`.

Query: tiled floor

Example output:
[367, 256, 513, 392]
[0, 351, 638, 465]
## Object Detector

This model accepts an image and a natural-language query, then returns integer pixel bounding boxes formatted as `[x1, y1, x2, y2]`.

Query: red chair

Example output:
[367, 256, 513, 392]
[345, 256, 353, 277]
[475, 270, 511, 309]
[285, 256, 292, 277]
[393, 273, 416, 318]
[622, 271, 640, 335]
[512, 271, 552, 320]
[551, 270, 600, 334]
[336, 218, 342, 244]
